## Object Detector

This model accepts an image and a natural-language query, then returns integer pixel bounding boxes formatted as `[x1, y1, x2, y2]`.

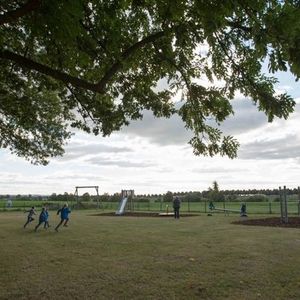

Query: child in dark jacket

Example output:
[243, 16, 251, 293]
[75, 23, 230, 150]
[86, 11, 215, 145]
[55, 203, 71, 232]
[34, 207, 47, 232]
[23, 207, 36, 228]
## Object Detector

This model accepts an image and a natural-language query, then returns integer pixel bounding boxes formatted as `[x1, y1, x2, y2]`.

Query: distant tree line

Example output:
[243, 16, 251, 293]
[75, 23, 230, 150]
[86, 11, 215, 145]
[1, 186, 300, 203]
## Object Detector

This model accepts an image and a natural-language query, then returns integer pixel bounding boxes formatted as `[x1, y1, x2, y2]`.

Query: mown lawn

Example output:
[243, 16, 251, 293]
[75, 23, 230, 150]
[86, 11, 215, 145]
[1, 211, 300, 299]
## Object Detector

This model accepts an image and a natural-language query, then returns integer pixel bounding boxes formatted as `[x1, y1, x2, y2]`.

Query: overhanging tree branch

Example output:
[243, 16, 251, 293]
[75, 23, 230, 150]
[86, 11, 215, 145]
[0, 0, 41, 26]
[0, 50, 101, 92]
[0, 30, 166, 93]
[95, 31, 165, 91]
[66, 85, 97, 123]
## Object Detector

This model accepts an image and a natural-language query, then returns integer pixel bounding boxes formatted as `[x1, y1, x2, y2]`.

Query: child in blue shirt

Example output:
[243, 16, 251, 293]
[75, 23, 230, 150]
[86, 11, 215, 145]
[34, 207, 47, 232]
[55, 203, 71, 232]
[43, 206, 50, 229]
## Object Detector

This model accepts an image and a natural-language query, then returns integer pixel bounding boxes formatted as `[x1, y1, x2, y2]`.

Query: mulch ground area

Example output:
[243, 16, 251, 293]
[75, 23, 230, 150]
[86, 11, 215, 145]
[89, 212, 199, 217]
[232, 217, 300, 228]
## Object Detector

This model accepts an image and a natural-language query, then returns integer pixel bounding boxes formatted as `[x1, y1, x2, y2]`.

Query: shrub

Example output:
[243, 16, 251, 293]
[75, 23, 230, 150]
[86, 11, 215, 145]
[244, 194, 267, 202]
[135, 198, 150, 203]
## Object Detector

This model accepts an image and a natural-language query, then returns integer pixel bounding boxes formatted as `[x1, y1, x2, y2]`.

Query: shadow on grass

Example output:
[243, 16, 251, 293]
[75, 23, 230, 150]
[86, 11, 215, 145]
[89, 212, 200, 217]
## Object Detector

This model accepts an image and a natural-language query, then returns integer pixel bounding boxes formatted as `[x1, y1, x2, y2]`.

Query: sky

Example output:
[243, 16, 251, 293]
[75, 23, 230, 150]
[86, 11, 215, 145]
[1, 70, 300, 196]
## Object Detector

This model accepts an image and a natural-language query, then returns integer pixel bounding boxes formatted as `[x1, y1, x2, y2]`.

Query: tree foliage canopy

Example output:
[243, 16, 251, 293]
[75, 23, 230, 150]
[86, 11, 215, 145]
[1, 0, 299, 164]
[208, 180, 225, 202]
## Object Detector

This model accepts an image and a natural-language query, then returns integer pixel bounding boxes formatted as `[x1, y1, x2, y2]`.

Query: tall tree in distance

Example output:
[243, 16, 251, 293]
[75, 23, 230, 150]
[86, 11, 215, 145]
[0, 1, 299, 164]
[208, 181, 225, 202]
[212, 181, 220, 194]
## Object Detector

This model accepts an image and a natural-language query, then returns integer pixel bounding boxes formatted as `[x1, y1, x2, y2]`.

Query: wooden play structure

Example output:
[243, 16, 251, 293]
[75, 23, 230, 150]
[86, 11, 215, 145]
[74, 186, 100, 209]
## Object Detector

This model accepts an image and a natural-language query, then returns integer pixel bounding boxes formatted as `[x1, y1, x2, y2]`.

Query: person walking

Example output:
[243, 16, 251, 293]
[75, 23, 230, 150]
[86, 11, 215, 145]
[173, 196, 181, 219]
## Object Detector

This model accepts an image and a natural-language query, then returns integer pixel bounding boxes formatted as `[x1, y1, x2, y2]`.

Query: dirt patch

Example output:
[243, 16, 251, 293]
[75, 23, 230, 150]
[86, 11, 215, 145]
[232, 217, 300, 228]
[89, 212, 199, 217]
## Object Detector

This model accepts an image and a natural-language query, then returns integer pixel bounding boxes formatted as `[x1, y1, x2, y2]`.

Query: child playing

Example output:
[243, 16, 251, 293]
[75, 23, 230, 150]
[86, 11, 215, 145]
[55, 203, 71, 232]
[43, 206, 50, 229]
[34, 207, 47, 232]
[23, 206, 36, 228]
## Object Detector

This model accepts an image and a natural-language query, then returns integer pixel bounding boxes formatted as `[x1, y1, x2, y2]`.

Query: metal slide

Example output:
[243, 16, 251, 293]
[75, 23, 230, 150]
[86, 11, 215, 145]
[115, 197, 128, 215]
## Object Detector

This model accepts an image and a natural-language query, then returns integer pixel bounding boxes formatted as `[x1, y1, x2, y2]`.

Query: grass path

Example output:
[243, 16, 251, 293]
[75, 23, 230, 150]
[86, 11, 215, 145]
[1, 211, 300, 299]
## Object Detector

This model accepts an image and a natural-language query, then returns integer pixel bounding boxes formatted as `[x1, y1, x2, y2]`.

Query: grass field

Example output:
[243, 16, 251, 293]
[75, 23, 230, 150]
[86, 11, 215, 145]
[1, 211, 300, 299]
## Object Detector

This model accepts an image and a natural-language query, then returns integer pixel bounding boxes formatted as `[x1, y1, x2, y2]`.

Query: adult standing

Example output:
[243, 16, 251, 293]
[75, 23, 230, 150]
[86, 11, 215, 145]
[173, 196, 181, 219]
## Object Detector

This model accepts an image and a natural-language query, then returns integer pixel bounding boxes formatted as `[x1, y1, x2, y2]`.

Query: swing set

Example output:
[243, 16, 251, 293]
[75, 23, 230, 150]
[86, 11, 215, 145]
[74, 186, 101, 209]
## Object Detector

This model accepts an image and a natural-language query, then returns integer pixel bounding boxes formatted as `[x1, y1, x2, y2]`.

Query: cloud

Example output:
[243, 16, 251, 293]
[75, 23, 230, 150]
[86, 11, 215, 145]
[66, 143, 132, 154]
[0, 172, 32, 186]
[0, 171, 107, 188]
[210, 98, 268, 135]
[121, 110, 193, 146]
[85, 157, 156, 168]
[239, 134, 300, 160]
[43, 173, 107, 181]
[0, 179, 33, 186]
[121, 97, 268, 147]
[56, 142, 133, 161]
[191, 166, 247, 174]
[66, 94, 296, 154]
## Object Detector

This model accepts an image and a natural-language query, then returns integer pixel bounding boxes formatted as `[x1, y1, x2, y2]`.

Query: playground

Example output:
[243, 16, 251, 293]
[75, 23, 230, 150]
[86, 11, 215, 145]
[1, 210, 300, 299]
[1, 188, 300, 299]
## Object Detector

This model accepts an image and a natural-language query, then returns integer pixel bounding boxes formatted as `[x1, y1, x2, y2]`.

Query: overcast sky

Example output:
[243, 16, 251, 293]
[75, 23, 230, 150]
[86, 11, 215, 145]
[1, 69, 300, 195]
